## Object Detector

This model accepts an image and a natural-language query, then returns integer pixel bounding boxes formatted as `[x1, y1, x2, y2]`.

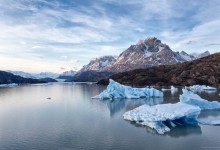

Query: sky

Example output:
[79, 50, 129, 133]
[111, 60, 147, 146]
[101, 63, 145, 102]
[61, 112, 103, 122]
[0, 0, 220, 73]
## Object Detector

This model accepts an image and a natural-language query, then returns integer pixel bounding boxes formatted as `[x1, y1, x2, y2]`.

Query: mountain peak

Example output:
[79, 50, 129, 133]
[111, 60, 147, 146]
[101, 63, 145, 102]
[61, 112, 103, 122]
[79, 55, 116, 72]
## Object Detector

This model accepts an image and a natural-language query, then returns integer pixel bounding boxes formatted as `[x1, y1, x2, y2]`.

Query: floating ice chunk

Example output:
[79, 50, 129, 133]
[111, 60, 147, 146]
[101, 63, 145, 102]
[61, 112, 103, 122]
[171, 86, 178, 91]
[0, 83, 18, 88]
[123, 103, 201, 134]
[93, 79, 163, 99]
[197, 119, 220, 125]
[180, 89, 220, 110]
[162, 88, 170, 91]
[187, 85, 216, 92]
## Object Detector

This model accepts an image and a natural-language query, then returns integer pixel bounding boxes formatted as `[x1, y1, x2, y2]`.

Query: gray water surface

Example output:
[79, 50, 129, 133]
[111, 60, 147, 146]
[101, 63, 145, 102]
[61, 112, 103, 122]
[0, 83, 220, 150]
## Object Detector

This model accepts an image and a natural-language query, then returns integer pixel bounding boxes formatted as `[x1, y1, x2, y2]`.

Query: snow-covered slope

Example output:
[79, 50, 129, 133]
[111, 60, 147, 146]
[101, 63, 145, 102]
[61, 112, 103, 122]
[33, 72, 59, 79]
[191, 51, 210, 59]
[7, 71, 60, 79]
[60, 70, 76, 76]
[79, 56, 116, 72]
[179, 51, 196, 61]
[103, 37, 186, 72]
[6, 70, 36, 79]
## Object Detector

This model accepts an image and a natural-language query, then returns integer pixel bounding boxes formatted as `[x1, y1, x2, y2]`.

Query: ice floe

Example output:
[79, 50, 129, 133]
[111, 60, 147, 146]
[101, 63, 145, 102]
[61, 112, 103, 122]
[93, 79, 163, 99]
[186, 85, 216, 92]
[180, 89, 220, 110]
[123, 103, 201, 134]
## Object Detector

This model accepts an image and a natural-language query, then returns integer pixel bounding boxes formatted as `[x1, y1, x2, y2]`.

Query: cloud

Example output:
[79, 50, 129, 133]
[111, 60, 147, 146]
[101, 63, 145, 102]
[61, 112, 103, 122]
[70, 59, 80, 64]
[0, 0, 220, 72]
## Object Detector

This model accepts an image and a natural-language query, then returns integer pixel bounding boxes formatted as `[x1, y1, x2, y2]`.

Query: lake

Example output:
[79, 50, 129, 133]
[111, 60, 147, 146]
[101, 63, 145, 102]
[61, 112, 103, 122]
[0, 83, 220, 150]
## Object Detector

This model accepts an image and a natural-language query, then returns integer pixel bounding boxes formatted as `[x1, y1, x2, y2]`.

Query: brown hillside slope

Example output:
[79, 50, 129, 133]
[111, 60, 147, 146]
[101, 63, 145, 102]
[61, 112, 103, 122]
[97, 53, 220, 87]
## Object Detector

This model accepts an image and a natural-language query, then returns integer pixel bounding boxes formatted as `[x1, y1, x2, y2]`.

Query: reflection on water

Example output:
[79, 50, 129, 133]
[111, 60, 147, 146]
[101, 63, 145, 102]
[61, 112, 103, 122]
[92, 97, 163, 117]
[0, 83, 220, 150]
[165, 125, 202, 138]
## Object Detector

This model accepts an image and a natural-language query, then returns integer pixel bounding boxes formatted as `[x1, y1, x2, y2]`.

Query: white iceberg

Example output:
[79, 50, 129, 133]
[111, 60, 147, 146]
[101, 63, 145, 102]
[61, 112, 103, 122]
[187, 85, 216, 92]
[93, 79, 163, 99]
[123, 103, 201, 134]
[162, 86, 177, 91]
[180, 89, 220, 110]
[171, 86, 178, 91]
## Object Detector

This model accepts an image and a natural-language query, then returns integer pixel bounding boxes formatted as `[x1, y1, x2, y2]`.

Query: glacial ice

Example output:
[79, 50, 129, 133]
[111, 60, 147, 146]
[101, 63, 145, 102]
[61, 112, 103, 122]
[93, 79, 163, 99]
[162, 86, 177, 91]
[171, 86, 178, 91]
[187, 85, 216, 92]
[123, 103, 201, 134]
[180, 89, 220, 110]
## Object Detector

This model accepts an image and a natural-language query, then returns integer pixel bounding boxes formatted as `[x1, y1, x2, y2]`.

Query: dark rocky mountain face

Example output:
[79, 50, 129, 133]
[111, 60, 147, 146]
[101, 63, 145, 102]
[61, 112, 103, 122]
[98, 53, 220, 87]
[39, 78, 57, 83]
[0, 71, 46, 84]
[70, 56, 116, 82]
[67, 70, 113, 82]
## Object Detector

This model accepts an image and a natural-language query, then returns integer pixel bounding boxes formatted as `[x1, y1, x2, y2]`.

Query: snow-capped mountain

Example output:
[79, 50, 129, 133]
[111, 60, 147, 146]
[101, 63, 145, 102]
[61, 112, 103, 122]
[78, 56, 116, 72]
[6, 71, 36, 79]
[195, 51, 210, 59]
[75, 38, 211, 75]
[60, 70, 76, 76]
[102, 37, 186, 72]
[33, 72, 60, 79]
[7, 71, 60, 79]
[179, 51, 196, 61]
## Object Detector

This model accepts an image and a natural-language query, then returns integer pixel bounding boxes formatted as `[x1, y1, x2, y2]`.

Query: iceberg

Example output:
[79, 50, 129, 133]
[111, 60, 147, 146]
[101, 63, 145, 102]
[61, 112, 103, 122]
[123, 103, 201, 134]
[171, 86, 178, 91]
[93, 79, 163, 99]
[187, 85, 216, 92]
[180, 89, 220, 110]
[162, 86, 177, 91]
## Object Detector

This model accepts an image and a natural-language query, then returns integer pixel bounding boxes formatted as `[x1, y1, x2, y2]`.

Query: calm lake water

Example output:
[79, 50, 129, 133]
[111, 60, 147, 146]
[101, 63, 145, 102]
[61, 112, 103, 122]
[0, 83, 220, 150]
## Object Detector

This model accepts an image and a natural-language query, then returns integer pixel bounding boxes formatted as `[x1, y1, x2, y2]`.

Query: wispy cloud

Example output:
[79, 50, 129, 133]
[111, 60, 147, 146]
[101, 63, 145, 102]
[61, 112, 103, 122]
[0, 0, 220, 72]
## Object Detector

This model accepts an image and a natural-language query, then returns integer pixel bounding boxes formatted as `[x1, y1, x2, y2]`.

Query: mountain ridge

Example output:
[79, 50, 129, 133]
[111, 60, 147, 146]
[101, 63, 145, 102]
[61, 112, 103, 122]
[97, 52, 220, 86]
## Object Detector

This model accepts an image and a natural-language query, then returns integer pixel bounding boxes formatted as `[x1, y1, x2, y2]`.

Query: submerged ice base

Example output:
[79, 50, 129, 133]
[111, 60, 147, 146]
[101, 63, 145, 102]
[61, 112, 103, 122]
[180, 89, 220, 110]
[93, 79, 163, 99]
[123, 103, 201, 134]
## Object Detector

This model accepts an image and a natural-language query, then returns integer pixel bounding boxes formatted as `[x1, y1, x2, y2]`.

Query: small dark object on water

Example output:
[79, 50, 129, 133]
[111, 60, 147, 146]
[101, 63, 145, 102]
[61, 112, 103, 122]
[46, 97, 51, 99]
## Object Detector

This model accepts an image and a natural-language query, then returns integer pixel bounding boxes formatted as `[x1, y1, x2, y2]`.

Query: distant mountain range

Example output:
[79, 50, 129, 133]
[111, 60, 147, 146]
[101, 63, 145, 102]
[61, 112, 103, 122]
[98, 52, 220, 86]
[1, 37, 212, 84]
[0, 71, 46, 85]
[72, 37, 210, 82]
[6, 70, 76, 81]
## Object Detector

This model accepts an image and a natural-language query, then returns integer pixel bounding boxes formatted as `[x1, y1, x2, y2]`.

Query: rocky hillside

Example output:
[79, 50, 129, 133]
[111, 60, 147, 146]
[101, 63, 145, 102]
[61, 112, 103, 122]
[68, 70, 113, 82]
[98, 53, 220, 86]
[0, 71, 46, 84]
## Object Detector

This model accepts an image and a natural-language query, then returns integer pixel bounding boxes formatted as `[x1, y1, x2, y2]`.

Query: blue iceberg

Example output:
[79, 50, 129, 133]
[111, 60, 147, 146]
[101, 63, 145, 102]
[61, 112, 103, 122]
[93, 79, 163, 99]
[123, 103, 201, 134]
[180, 89, 220, 110]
